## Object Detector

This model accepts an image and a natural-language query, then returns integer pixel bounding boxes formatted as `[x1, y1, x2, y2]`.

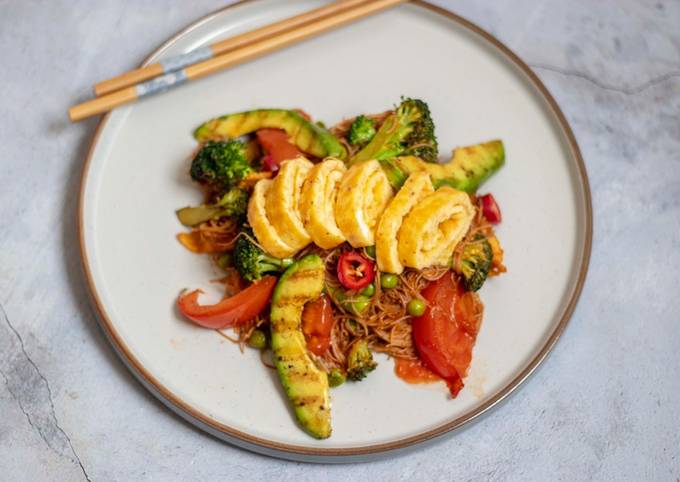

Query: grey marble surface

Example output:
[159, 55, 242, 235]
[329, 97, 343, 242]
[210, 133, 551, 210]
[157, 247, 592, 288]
[1, 1, 679, 480]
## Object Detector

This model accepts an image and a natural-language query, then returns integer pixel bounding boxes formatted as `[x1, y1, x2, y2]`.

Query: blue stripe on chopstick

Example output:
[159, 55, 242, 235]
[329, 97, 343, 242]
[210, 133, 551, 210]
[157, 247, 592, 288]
[159, 46, 214, 73]
[135, 70, 188, 98]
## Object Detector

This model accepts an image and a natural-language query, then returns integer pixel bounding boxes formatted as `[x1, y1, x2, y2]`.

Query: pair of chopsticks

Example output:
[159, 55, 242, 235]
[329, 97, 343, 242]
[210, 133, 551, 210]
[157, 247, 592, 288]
[68, 0, 407, 122]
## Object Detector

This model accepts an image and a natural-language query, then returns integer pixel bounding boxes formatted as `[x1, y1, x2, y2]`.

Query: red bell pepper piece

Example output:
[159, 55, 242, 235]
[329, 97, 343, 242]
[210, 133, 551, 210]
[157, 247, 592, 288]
[177, 276, 277, 329]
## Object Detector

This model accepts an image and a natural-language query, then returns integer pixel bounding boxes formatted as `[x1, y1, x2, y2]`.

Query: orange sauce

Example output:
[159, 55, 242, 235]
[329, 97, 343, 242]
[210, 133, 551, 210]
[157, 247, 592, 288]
[301, 294, 334, 356]
[394, 357, 441, 384]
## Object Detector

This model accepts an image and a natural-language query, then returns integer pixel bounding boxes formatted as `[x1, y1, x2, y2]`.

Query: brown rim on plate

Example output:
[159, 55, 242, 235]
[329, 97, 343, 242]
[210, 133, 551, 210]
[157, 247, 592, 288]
[78, 0, 592, 460]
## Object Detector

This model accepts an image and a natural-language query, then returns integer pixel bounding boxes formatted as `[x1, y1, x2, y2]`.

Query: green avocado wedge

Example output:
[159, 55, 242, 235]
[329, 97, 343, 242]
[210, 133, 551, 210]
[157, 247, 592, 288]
[194, 109, 347, 160]
[269, 254, 331, 439]
[385, 140, 505, 192]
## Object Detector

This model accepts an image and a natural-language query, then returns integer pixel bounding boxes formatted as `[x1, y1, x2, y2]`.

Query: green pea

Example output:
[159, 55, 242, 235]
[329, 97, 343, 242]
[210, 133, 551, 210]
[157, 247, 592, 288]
[351, 299, 370, 314]
[360, 283, 375, 297]
[364, 245, 376, 259]
[407, 299, 426, 317]
[247, 329, 267, 349]
[327, 368, 346, 387]
[380, 273, 398, 289]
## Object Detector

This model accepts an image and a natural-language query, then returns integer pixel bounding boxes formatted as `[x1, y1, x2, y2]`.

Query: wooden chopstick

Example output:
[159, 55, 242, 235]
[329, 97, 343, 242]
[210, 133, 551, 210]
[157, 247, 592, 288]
[93, 0, 370, 97]
[68, 0, 406, 122]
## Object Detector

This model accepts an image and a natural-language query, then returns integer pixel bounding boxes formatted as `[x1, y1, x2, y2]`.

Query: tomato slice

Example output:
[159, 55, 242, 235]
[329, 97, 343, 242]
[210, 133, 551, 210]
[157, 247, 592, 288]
[412, 273, 483, 397]
[256, 129, 304, 171]
[301, 294, 335, 356]
[177, 276, 277, 329]
[337, 251, 375, 290]
[480, 193, 502, 224]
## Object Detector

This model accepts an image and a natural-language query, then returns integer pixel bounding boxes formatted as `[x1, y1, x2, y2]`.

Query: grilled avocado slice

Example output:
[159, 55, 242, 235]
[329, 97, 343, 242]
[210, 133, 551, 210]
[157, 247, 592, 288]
[388, 140, 504, 192]
[194, 109, 347, 159]
[269, 254, 331, 439]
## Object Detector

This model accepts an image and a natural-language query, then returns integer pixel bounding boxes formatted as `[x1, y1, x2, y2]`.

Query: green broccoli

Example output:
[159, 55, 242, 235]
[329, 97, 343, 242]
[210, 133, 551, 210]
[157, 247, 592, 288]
[190, 140, 252, 190]
[175, 187, 248, 227]
[233, 234, 294, 282]
[454, 235, 493, 292]
[350, 98, 438, 165]
[346, 339, 377, 381]
[347, 115, 376, 146]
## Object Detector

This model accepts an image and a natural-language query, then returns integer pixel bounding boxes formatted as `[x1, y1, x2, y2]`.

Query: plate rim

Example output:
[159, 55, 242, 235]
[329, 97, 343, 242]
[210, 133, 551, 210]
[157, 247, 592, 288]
[78, 0, 593, 461]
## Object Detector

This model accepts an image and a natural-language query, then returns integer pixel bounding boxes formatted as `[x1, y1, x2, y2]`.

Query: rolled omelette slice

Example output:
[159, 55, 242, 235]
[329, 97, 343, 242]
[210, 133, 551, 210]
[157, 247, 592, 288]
[398, 186, 475, 269]
[335, 159, 394, 248]
[248, 179, 297, 258]
[265, 157, 314, 252]
[375, 172, 434, 274]
[299, 158, 347, 249]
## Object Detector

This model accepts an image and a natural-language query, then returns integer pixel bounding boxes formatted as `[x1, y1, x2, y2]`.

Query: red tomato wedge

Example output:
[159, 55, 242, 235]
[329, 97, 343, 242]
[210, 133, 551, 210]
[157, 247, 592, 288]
[480, 193, 502, 224]
[412, 273, 483, 397]
[256, 129, 304, 171]
[177, 276, 277, 329]
[301, 293, 335, 356]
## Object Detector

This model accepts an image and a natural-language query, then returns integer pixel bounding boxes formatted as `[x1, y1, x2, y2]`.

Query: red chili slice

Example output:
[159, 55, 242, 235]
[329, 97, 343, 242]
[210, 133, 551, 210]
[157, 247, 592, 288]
[337, 251, 375, 290]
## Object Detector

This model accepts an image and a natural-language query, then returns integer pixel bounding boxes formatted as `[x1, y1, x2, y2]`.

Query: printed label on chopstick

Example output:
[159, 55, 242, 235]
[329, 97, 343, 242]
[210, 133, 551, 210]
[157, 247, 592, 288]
[136, 71, 188, 98]
[159, 46, 213, 73]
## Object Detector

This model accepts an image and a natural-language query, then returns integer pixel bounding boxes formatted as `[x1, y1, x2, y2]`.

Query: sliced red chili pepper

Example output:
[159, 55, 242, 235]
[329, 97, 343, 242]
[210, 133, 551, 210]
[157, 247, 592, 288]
[337, 251, 375, 290]
[480, 193, 502, 224]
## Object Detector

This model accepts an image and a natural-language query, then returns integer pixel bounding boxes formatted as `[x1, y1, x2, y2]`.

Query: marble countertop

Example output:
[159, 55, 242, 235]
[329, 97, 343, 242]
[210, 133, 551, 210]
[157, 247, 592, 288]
[1, 1, 679, 480]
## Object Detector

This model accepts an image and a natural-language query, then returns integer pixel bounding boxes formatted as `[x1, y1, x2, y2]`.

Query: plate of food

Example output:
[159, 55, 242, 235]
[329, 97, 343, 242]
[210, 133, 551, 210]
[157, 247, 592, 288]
[79, 0, 591, 462]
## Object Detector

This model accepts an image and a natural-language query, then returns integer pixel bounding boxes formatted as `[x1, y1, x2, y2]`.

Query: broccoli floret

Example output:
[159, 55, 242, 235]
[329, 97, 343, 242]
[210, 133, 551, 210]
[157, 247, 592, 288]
[217, 187, 249, 216]
[350, 97, 438, 164]
[175, 187, 248, 227]
[347, 115, 376, 146]
[346, 339, 377, 381]
[399, 98, 437, 161]
[233, 234, 294, 282]
[190, 140, 252, 190]
[455, 235, 493, 291]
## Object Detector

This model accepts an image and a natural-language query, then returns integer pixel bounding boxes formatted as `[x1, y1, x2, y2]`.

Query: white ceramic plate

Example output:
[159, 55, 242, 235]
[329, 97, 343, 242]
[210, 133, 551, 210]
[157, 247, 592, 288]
[79, 0, 591, 462]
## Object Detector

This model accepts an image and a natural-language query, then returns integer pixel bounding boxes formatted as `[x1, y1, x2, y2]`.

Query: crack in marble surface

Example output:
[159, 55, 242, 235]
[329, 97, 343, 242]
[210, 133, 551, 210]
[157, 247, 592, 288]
[0, 303, 92, 482]
[529, 62, 680, 95]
